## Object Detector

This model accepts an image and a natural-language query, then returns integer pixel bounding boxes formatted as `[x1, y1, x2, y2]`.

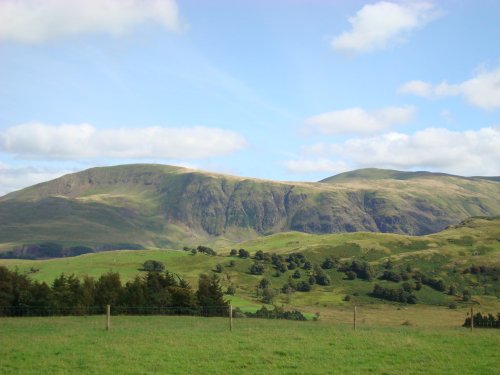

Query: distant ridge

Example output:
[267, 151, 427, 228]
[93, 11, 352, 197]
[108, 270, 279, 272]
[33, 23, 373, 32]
[319, 168, 497, 183]
[0, 164, 499, 254]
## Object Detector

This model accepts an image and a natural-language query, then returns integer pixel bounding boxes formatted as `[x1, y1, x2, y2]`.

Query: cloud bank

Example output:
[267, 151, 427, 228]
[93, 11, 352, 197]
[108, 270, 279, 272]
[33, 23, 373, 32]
[0, 122, 247, 160]
[400, 67, 500, 110]
[0, 0, 181, 43]
[305, 106, 415, 135]
[287, 127, 500, 176]
[332, 1, 439, 54]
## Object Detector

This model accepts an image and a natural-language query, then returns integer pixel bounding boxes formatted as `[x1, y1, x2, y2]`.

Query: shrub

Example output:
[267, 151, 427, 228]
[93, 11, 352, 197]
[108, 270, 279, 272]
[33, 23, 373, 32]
[214, 264, 224, 273]
[238, 249, 250, 258]
[296, 281, 311, 292]
[142, 260, 165, 272]
[249, 262, 265, 275]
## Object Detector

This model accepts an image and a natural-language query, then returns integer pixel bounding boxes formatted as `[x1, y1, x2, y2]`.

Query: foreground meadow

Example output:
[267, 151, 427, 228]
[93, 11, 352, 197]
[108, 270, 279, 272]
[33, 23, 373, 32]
[1, 315, 498, 374]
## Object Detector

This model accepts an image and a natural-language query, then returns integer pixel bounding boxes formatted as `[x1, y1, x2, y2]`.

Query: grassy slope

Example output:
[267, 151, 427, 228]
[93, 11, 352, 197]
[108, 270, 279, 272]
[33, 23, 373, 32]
[0, 164, 499, 251]
[1, 316, 498, 375]
[1, 217, 498, 312]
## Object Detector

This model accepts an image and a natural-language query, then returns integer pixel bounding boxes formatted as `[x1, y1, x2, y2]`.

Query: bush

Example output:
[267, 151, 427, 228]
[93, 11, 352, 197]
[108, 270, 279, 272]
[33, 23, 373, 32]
[238, 249, 250, 258]
[315, 268, 331, 286]
[245, 306, 307, 321]
[249, 262, 265, 275]
[296, 281, 311, 292]
[321, 258, 335, 269]
[346, 271, 356, 280]
[214, 264, 224, 273]
[142, 260, 165, 272]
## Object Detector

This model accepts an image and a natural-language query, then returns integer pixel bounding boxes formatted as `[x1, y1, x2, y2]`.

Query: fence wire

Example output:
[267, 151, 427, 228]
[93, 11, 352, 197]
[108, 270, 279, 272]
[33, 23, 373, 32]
[0, 306, 230, 318]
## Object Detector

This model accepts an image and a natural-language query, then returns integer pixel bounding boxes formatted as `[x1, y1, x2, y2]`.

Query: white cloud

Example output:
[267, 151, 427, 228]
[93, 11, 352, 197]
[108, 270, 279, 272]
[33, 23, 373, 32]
[0, 0, 181, 43]
[332, 1, 439, 54]
[305, 106, 415, 135]
[0, 122, 247, 160]
[399, 67, 500, 110]
[285, 159, 350, 174]
[300, 127, 500, 176]
[0, 163, 72, 196]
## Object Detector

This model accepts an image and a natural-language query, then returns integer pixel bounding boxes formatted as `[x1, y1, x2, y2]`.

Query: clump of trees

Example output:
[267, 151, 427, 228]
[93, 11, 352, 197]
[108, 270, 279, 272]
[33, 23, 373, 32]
[314, 267, 331, 286]
[182, 246, 217, 256]
[463, 312, 500, 328]
[463, 265, 499, 280]
[142, 260, 165, 272]
[0, 266, 228, 317]
[339, 260, 374, 281]
[412, 272, 446, 292]
[371, 284, 417, 304]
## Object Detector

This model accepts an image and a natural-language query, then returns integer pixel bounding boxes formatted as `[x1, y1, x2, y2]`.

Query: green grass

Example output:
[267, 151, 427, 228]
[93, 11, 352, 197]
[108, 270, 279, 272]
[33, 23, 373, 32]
[0, 315, 498, 375]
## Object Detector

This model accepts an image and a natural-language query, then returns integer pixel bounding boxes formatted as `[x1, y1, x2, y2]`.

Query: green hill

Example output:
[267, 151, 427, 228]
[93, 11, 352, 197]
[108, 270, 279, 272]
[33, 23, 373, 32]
[0, 164, 499, 254]
[1, 216, 498, 310]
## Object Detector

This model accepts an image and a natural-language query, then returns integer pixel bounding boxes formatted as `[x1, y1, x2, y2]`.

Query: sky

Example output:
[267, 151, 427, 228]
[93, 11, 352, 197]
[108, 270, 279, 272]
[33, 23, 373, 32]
[0, 0, 499, 196]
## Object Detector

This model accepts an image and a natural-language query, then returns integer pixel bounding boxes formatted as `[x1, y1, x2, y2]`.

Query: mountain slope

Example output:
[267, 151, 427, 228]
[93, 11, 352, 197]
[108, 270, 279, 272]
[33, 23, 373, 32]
[0, 164, 499, 252]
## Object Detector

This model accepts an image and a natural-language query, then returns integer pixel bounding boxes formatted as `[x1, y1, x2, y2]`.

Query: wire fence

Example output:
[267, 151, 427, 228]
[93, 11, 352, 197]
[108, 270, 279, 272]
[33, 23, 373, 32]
[0, 306, 231, 318]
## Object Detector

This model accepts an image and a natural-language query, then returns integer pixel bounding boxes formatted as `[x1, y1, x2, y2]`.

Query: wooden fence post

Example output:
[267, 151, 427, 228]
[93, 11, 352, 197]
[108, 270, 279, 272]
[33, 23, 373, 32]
[470, 306, 473, 331]
[353, 305, 357, 331]
[106, 304, 111, 331]
[229, 304, 233, 332]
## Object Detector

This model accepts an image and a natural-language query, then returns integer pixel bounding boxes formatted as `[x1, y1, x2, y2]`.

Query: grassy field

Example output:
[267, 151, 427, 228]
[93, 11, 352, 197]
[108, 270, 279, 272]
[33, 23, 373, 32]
[1, 315, 498, 375]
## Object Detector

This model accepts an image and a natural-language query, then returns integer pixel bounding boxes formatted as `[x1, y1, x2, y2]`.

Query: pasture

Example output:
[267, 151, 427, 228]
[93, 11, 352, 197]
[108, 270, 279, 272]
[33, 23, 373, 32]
[1, 315, 498, 374]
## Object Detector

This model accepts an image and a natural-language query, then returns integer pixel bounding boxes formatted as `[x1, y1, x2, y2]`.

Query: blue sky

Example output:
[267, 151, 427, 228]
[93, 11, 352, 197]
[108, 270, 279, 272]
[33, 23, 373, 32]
[1, 0, 499, 195]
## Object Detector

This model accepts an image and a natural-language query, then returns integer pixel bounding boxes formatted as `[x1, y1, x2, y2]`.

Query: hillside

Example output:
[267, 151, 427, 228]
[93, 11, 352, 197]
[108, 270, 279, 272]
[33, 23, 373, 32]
[1, 216, 498, 310]
[0, 164, 499, 254]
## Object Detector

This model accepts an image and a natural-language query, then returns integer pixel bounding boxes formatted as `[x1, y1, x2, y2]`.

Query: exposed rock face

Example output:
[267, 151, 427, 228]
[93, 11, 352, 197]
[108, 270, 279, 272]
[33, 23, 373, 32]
[1, 164, 499, 249]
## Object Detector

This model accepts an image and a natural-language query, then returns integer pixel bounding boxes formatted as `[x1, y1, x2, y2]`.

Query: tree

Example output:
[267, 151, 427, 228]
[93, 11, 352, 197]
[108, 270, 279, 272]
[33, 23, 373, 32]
[196, 274, 228, 316]
[238, 249, 250, 258]
[292, 270, 301, 279]
[254, 250, 264, 260]
[249, 262, 265, 275]
[262, 287, 277, 304]
[230, 249, 238, 257]
[95, 272, 123, 308]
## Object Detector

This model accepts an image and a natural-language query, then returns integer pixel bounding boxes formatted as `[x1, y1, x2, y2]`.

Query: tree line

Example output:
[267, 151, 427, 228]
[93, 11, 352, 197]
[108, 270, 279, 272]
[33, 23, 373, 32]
[0, 266, 227, 317]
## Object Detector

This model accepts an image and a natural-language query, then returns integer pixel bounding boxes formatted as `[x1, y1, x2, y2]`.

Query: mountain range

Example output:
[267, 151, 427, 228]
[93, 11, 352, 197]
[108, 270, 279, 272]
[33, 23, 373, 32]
[0, 164, 499, 254]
